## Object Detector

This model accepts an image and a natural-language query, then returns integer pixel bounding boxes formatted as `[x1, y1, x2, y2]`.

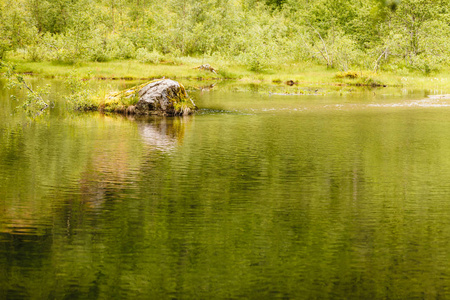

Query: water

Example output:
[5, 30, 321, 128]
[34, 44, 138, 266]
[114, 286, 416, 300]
[1, 79, 450, 299]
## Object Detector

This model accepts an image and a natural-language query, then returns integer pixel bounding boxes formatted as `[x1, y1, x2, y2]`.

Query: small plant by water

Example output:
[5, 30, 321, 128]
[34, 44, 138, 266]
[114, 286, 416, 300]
[64, 75, 98, 111]
[0, 61, 51, 116]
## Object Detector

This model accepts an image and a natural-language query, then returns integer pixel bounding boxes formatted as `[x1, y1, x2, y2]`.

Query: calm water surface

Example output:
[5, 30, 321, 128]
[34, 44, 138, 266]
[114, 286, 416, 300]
[1, 80, 450, 299]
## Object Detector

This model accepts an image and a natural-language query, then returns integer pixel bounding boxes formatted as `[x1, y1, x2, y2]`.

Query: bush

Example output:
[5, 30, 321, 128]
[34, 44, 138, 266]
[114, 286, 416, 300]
[64, 76, 97, 111]
[118, 39, 136, 59]
[0, 39, 11, 60]
[335, 71, 359, 79]
[136, 48, 162, 64]
[25, 44, 48, 62]
[89, 49, 111, 62]
[240, 45, 270, 72]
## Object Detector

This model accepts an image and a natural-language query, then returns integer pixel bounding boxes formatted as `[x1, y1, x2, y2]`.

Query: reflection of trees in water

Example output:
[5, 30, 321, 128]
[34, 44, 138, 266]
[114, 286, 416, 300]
[0, 114, 194, 298]
[77, 115, 191, 206]
[0, 115, 192, 235]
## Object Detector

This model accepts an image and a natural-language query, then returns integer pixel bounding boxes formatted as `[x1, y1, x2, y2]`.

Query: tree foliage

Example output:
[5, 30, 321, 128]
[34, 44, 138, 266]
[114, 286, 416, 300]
[0, 0, 449, 73]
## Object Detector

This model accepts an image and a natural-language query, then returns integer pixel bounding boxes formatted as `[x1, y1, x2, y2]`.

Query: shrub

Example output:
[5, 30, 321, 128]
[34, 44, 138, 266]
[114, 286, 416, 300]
[64, 76, 97, 111]
[136, 48, 162, 64]
[335, 71, 359, 79]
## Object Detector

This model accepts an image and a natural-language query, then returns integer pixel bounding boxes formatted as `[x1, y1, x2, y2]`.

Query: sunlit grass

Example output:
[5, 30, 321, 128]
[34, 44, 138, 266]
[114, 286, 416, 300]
[6, 57, 450, 90]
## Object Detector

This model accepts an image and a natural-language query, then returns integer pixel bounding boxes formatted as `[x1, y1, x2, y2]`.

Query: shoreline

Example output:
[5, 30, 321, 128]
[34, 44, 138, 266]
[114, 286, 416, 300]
[3, 58, 449, 90]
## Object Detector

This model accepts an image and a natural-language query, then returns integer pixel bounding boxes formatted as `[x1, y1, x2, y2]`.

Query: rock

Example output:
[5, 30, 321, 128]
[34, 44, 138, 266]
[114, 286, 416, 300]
[286, 80, 297, 86]
[136, 79, 196, 116]
[105, 79, 196, 116]
[193, 64, 217, 74]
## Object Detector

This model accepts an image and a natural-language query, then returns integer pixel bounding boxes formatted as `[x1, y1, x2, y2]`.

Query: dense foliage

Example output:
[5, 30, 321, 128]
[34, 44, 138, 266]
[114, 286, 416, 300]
[0, 0, 449, 73]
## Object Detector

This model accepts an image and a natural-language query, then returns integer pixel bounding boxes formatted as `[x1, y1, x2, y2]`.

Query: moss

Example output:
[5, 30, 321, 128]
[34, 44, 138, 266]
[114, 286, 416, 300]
[359, 76, 385, 87]
[167, 83, 196, 115]
[99, 79, 196, 116]
[101, 79, 160, 113]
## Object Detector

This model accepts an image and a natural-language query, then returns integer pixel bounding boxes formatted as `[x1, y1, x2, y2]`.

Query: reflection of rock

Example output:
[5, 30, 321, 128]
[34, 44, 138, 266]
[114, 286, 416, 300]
[198, 83, 216, 92]
[133, 116, 192, 150]
[75, 115, 191, 210]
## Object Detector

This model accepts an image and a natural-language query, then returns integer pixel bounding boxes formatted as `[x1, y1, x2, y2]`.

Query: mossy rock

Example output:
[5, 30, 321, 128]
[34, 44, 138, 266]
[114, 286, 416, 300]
[104, 79, 196, 116]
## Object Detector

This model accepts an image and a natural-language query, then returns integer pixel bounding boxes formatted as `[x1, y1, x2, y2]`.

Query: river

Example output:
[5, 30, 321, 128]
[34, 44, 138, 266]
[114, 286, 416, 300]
[1, 79, 450, 299]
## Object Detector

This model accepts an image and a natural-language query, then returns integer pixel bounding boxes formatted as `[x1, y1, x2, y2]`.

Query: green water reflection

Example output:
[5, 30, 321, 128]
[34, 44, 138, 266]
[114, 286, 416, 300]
[1, 80, 450, 299]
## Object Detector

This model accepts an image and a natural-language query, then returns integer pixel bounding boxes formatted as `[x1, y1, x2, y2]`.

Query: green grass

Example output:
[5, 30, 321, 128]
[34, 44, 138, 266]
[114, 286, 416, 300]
[5, 57, 450, 90]
[12, 60, 222, 80]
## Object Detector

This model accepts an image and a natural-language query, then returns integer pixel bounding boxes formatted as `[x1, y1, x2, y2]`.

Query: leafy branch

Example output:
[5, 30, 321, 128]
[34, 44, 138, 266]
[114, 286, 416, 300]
[0, 61, 51, 116]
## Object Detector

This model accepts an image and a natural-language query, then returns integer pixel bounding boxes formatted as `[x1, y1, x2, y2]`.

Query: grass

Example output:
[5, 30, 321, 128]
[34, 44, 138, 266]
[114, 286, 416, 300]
[65, 78, 196, 115]
[5, 56, 450, 90]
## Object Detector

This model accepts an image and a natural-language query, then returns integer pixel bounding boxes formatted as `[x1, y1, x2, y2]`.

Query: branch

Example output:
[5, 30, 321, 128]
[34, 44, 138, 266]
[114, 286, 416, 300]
[1, 62, 50, 114]
[308, 25, 332, 67]
[373, 47, 389, 72]
[16, 74, 48, 106]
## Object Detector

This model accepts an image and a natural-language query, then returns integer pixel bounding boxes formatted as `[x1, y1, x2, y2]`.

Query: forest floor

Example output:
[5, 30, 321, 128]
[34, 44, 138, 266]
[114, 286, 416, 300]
[8, 58, 450, 90]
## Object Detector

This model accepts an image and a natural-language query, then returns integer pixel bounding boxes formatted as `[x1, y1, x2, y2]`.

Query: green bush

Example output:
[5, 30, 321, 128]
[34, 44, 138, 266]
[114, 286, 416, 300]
[335, 71, 359, 79]
[136, 48, 162, 64]
[64, 76, 97, 111]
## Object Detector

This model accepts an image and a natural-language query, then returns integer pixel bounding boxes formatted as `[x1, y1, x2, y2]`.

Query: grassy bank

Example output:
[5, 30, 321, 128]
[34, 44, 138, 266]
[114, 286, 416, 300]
[6, 57, 450, 90]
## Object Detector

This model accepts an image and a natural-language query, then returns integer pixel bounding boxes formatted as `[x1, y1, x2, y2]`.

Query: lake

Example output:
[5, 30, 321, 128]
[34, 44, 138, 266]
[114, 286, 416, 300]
[1, 79, 450, 299]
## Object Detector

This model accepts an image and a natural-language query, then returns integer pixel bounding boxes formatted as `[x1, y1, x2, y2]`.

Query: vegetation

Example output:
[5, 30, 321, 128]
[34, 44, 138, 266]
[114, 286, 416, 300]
[0, 61, 51, 115]
[0, 0, 448, 77]
[64, 75, 98, 111]
[1, 0, 449, 115]
[64, 77, 196, 115]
